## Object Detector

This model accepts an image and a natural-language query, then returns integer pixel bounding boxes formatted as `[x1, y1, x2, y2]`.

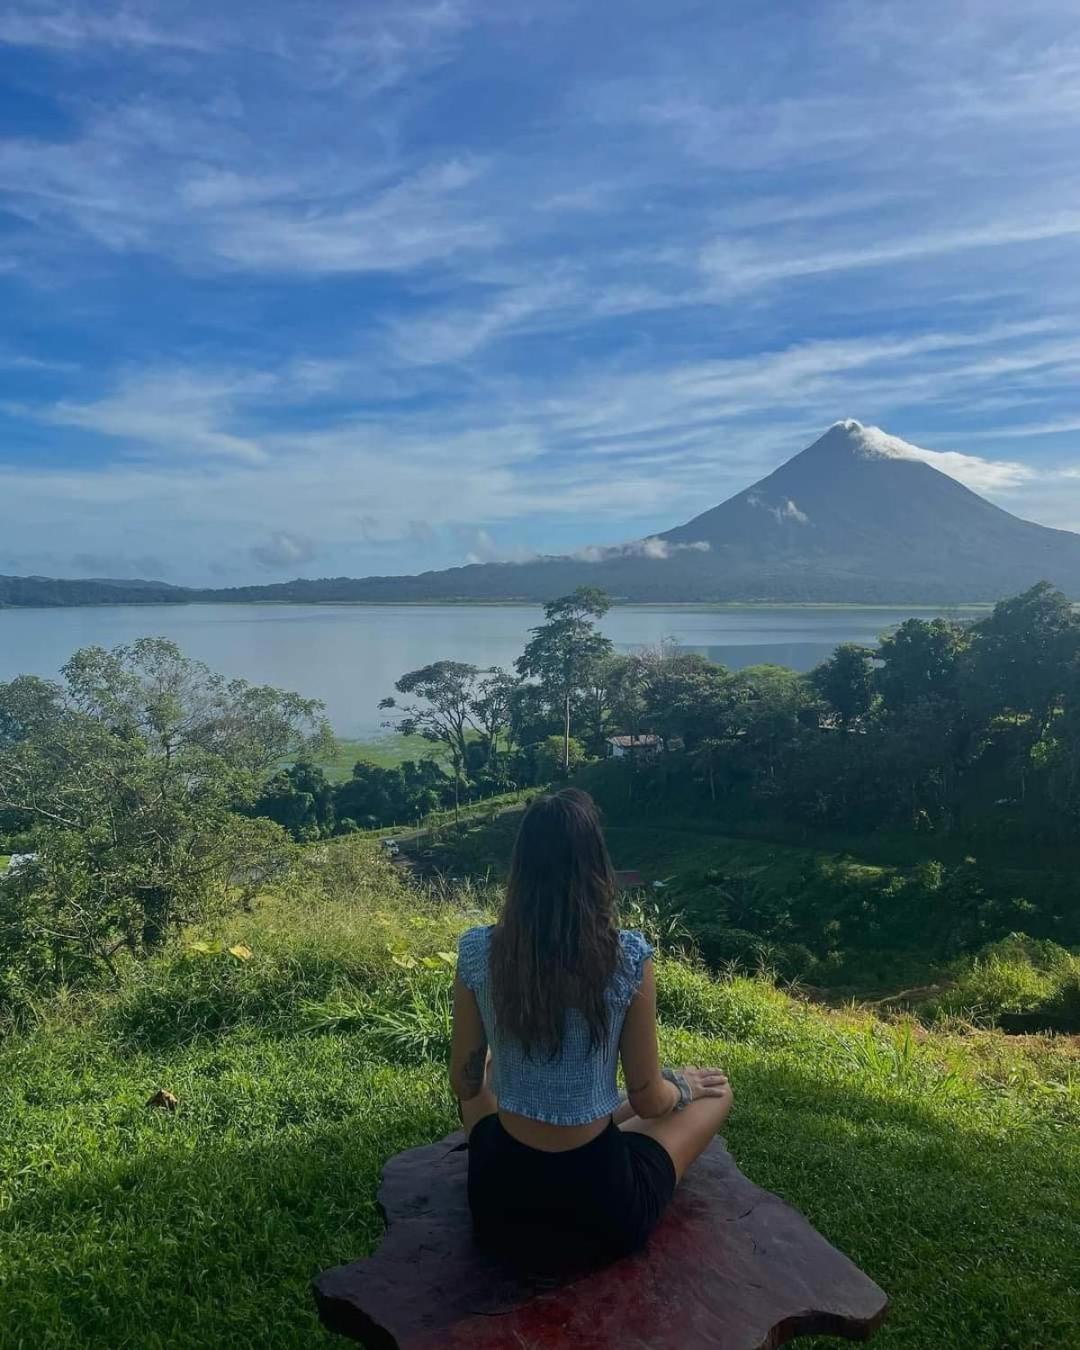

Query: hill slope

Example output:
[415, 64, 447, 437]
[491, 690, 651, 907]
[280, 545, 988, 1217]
[5, 422, 1080, 605]
[1, 844, 1077, 1348]
[0, 575, 185, 608]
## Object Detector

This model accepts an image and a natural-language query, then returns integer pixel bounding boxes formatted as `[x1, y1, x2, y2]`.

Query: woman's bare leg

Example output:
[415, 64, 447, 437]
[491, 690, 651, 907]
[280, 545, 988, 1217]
[619, 1086, 733, 1181]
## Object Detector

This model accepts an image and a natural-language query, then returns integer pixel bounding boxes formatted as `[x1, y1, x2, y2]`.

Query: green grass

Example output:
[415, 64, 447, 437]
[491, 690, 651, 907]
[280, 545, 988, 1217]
[313, 734, 445, 780]
[1, 839, 1078, 1348]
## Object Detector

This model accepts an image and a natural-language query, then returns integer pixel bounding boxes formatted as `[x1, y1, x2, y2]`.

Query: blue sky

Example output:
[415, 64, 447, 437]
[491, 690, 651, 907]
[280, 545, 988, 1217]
[1, 0, 1079, 585]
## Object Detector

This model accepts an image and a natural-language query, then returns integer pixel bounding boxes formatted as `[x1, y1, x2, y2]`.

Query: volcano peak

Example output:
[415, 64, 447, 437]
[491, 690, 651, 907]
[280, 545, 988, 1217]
[812, 420, 925, 463]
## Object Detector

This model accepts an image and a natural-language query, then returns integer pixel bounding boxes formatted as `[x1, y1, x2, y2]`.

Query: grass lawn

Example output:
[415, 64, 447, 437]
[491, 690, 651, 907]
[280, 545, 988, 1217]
[313, 733, 445, 780]
[1, 842, 1078, 1348]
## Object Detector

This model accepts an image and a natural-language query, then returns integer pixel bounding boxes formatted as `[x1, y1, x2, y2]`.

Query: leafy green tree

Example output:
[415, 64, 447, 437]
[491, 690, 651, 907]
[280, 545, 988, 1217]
[253, 760, 336, 840]
[532, 734, 586, 782]
[507, 680, 559, 751]
[332, 762, 401, 827]
[691, 737, 728, 801]
[729, 664, 819, 791]
[469, 669, 517, 768]
[332, 757, 452, 830]
[380, 661, 489, 810]
[0, 640, 328, 990]
[809, 644, 876, 729]
[639, 649, 737, 749]
[516, 587, 613, 771]
[605, 653, 650, 741]
[876, 618, 970, 715]
[967, 582, 1080, 736]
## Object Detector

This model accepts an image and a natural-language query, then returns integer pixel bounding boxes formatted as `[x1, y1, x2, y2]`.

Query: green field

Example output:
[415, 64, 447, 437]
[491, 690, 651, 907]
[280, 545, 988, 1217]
[1, 838, 1077, 1349]
[313, 733, 445, 780]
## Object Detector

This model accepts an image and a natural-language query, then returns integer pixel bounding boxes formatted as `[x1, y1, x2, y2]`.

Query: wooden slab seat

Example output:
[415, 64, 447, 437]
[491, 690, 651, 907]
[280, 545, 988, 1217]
[314, 1131, 888, 1349]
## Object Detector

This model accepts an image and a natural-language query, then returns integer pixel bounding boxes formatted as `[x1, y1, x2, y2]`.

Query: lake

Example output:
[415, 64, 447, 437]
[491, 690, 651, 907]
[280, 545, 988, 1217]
[0, 602, 986, 737]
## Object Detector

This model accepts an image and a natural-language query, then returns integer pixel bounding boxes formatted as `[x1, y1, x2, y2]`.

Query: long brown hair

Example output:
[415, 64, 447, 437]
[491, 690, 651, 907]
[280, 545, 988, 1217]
[489, 787, 620, 1058]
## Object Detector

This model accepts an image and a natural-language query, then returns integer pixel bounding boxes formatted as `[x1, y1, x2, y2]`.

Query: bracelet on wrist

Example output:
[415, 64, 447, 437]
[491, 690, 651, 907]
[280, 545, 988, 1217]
[661, 1066, 692, 1112]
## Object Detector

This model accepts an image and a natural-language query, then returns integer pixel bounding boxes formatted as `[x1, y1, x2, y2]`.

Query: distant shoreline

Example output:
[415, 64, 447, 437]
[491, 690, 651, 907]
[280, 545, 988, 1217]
[0, 598, 998, 613]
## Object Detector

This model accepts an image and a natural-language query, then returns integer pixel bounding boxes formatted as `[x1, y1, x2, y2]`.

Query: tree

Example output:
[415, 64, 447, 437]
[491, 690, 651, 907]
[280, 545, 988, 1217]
[639, 648, 737, 749]
[469, 669, 517, 769]
[507, 680, 559, 751]
[966, 582, 1080, 735]
[692, 737, 727, 801]
[809, 644, 876, 729]
[380, 661, 490, 811]
[253, 760, 336, 840]
[730, 664, 819, 790]
[331, 757, 454, 830]
[876, 618, 970, 715]
[0, 640, 329, 992]
[532, 734, 586, 783]
[605, 654, 650, 741]
[516, 587, 613, 771]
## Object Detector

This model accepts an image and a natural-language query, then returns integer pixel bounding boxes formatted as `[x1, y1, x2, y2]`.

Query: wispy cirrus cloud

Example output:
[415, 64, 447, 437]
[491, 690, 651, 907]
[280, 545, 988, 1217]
[44, 370, 272, 463]
[701, 213, 1080, 293]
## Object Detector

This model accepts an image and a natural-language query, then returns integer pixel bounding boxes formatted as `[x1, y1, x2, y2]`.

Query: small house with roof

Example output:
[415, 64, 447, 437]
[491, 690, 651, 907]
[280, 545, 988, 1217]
[605, 733, 664, 759]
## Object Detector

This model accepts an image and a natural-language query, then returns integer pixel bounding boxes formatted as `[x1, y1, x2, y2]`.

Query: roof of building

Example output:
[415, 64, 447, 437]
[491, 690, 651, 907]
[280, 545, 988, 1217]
[606, 734, 662, 747]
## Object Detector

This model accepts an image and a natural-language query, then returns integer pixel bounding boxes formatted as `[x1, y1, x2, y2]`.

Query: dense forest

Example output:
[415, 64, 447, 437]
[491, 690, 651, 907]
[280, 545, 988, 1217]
[368, 580, 1080, 1013]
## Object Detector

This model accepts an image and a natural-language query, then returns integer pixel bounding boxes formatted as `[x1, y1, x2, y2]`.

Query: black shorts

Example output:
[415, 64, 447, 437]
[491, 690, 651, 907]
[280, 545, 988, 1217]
[467, 1114, 677, 1271]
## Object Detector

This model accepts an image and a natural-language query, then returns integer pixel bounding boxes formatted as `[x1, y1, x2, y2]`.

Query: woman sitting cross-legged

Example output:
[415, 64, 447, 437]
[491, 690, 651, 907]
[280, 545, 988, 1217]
[450, 787, 733, 1269]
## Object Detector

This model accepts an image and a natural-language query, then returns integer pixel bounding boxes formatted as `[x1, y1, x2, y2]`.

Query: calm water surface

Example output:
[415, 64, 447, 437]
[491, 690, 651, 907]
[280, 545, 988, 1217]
[0, 603, 986, 737]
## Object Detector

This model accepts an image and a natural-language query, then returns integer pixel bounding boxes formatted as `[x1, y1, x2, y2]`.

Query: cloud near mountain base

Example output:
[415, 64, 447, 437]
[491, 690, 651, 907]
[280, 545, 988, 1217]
[572, 536, 711, 562]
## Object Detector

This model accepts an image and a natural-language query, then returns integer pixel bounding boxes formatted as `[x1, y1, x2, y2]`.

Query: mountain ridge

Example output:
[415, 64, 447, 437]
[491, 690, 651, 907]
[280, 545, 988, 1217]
[4, 422, 1079, 607]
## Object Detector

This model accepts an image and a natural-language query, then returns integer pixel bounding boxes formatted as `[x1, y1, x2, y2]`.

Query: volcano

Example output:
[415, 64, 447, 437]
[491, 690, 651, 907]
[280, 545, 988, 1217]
[5, 421, 1079, 606]
[246, 419, 1077, 604]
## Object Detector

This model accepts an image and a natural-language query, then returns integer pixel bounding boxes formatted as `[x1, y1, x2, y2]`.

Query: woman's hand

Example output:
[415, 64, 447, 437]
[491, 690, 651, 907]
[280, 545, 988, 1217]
[680, 1066, 731, 1101]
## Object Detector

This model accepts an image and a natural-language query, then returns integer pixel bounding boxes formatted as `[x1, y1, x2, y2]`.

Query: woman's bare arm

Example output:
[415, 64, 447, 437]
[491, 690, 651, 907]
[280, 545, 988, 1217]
[449, 973, 489, 1101]
[619, 960, 681, 1119]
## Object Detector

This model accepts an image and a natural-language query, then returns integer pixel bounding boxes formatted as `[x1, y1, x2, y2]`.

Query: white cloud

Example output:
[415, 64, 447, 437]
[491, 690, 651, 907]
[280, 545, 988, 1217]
[991, 418, 1080, 439]
[250, 532, 316, 570]
[701, 212, 1080, 292]
[0, 0, 472, 95]
[209, 160, 496, 276]
[747, 494, 810, 525]
[841, 422, 1037, 492]
[46, 371, 271, 463]
[0, 111, 496, 275]
[895, 448, 1034, 493]
[386, 275, 578, 365]
[572, 536, 711, 562]
[0, 5, 212, 51]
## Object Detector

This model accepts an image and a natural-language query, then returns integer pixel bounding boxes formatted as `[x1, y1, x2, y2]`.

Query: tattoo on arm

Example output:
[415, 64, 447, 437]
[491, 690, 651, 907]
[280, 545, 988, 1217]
[461, 1042, 488, 1098]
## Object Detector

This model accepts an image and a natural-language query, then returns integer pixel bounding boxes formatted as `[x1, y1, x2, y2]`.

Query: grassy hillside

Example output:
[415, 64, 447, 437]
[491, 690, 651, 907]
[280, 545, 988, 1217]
[1, 839, 1078, 1348]
[313, 733, 444, 780]
[436, 760, 1080, 1003]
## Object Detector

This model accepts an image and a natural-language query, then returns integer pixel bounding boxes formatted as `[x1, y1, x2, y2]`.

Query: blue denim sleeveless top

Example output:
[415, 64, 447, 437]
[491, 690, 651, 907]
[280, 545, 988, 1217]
[457, 925, 655, 1126]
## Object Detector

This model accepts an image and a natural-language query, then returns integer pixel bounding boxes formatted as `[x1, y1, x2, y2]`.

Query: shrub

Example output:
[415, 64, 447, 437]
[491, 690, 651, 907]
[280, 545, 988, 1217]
[928, 933, 1080, 1025]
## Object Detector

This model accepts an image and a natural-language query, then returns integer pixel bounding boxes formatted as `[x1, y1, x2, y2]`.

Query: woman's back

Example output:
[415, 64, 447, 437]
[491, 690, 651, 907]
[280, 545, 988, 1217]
[449, 788, 732, 1265]
[457, 923, 654, 1126]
